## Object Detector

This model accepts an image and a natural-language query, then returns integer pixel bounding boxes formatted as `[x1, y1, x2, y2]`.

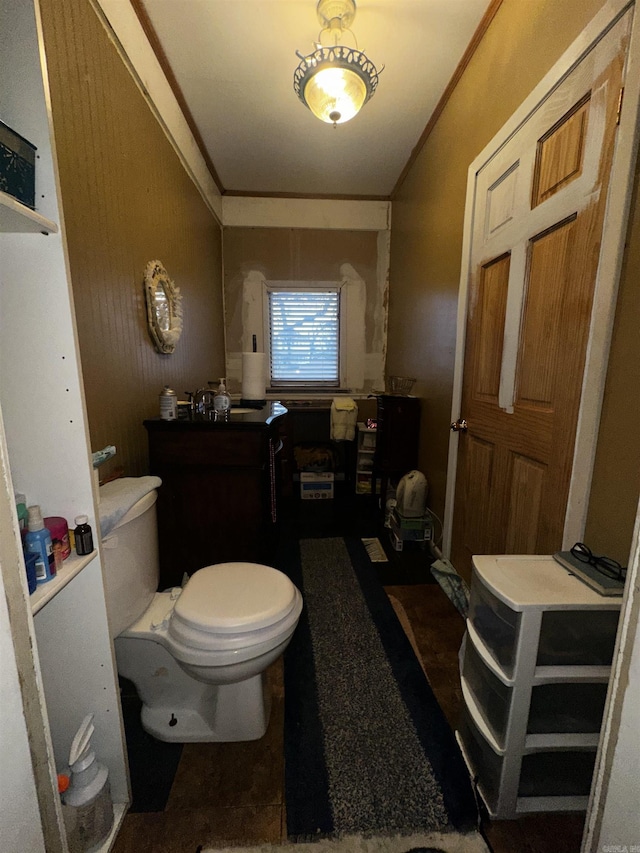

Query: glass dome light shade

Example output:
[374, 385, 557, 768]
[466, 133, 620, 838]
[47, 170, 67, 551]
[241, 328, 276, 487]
[304, 66, 367, 124]
[294, 46, 379, 125]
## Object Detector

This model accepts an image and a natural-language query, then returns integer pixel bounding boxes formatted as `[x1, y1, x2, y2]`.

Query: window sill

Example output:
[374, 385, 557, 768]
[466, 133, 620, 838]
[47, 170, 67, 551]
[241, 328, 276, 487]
[267, 387, 347, 396]
[231, 391, 374, 405]
[266, 391, 372, 401]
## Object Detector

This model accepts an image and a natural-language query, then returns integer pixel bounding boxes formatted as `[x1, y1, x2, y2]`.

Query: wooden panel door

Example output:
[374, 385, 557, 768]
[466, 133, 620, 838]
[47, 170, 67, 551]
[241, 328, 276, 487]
[451, 12, 630, 580]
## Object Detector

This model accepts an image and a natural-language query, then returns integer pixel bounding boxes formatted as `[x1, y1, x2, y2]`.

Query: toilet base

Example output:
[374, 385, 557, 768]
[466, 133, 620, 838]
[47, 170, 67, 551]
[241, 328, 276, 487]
[139, 674, 271, 742]
[115, 635, 272, 743]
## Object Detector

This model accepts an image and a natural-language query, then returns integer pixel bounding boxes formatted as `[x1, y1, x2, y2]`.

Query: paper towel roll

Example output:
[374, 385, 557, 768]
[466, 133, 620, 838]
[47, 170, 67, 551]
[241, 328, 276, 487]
[242, 352, 267, 402]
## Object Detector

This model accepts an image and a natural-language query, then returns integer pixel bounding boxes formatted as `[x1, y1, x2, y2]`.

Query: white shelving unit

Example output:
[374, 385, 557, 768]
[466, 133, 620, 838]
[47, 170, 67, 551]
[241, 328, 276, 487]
[355, 421, 377, 494]
[0, 188, 57, 233]
[456, 555, 621, 820]
[0, 2, 129, 851]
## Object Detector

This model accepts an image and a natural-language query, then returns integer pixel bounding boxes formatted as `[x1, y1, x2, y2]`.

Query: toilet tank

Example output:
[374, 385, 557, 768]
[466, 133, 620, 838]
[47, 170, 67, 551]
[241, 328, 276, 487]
[100, 486, 159, 638]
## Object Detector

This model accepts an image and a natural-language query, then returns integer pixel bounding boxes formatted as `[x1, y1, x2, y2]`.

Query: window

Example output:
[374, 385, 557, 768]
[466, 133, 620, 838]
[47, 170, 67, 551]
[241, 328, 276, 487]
[267, 286, 341, 388]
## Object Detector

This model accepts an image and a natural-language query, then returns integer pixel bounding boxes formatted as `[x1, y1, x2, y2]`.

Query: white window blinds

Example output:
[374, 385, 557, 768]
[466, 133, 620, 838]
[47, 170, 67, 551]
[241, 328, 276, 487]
[268, 290, 339, 384]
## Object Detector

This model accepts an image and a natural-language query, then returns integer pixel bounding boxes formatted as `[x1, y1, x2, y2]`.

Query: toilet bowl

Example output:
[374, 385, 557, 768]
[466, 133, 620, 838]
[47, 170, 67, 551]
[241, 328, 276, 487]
[99, 479, 302, 743]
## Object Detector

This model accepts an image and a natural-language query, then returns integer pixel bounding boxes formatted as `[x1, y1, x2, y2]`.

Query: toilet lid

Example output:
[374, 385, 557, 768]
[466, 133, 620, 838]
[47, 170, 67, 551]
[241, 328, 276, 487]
[173, 562, 297, 634]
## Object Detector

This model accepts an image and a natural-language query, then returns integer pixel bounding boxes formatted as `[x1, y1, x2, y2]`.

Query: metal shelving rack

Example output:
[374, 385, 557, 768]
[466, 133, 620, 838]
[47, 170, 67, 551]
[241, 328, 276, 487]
[355, 422, 377, 494]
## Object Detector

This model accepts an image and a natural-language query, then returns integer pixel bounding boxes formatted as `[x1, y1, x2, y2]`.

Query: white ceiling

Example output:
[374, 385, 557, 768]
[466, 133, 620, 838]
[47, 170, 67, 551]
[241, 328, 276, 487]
[138, 0, 490, 198]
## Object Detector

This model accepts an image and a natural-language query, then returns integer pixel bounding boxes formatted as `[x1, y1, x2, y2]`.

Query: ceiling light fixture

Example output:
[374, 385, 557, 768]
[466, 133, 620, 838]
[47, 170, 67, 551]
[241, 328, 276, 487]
[294, 0, 380, 127]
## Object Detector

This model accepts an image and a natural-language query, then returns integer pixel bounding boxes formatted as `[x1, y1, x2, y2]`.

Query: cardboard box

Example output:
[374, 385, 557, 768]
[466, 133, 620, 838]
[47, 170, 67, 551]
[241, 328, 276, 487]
[300, 471, 334, 500]
[356, 473, 373, 495]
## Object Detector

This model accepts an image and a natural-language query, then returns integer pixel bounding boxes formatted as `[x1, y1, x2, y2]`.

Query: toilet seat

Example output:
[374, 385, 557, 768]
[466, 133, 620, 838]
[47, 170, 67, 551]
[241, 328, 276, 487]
[166, 563, 303, 665]
[119, 562, 303, 667]
[175, 563, 297, 633]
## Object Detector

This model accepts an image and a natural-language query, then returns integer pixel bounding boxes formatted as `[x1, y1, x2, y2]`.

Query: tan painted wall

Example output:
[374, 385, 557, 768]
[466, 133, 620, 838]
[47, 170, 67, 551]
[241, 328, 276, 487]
[38, 0, 225, 478]
[387, 0, 636, 549]
[223, 228, 384, 394]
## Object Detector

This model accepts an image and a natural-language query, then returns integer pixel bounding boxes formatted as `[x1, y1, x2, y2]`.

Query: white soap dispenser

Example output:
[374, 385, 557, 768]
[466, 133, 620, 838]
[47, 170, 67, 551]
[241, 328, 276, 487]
[63, 714, 114, 852]
[213, 377, 231, 419]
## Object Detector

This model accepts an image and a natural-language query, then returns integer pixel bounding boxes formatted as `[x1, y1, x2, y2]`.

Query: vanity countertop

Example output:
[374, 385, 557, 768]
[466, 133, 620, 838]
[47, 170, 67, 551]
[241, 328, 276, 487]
[144, 401, 287, 431]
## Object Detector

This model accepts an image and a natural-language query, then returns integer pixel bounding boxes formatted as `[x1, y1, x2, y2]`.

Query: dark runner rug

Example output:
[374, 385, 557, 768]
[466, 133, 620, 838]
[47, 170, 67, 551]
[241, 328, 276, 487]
[281, 537, 478, 841]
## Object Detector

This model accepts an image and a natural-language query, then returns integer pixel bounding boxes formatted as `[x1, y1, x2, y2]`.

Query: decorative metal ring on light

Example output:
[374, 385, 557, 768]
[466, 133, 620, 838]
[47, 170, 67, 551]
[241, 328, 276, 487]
[294, 45, 379, 125]
[294, 0, 380, 126]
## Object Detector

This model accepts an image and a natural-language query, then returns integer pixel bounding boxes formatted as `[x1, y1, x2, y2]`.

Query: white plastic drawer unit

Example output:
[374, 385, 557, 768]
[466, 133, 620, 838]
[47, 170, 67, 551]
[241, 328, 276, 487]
[458, 555, 622, 819]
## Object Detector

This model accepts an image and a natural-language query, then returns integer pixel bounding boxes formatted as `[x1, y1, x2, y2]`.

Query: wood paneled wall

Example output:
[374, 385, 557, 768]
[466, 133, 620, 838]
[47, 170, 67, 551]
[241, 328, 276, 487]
[37, 0, 225, 478]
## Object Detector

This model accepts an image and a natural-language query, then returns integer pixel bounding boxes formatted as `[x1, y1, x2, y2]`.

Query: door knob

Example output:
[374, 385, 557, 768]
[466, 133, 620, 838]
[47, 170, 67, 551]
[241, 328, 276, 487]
[451, 418, 468, 432]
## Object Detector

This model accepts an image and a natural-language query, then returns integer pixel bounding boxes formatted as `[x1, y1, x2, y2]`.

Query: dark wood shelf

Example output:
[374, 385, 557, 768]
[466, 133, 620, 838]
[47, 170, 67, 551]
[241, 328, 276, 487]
[373, 394, 421, 501]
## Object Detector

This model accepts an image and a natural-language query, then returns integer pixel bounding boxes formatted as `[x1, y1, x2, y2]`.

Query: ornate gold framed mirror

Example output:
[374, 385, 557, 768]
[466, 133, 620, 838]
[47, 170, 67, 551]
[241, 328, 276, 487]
[144, 260, 183, 354]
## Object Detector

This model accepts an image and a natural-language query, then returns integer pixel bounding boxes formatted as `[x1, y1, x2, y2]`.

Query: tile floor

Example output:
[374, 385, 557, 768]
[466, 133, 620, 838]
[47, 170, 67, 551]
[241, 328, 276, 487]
[113, 661, 287, 852]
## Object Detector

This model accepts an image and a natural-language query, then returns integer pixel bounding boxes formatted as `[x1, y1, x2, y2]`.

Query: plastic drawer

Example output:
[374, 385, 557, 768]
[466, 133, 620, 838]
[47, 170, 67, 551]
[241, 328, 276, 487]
[537, 610, 620, 666]
[457, 707, 503, 812]
[462, 635, 512, 747]
[463, 633, 609, 739]
[518, 750, 596, 797]
[528, 682, 609, 734]
[468, 574, 521, 677]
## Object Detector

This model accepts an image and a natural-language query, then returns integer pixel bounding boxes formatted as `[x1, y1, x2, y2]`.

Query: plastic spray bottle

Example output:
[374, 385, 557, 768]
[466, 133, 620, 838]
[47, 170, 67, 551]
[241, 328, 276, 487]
[25, 505, 56, 584]
[63, 714, 113, 852]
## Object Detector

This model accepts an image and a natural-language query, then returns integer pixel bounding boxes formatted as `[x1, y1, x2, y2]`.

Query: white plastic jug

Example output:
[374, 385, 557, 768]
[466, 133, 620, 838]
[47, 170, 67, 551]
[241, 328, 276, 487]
[63, 714, 113, 852]
[396, 470, 428, 518]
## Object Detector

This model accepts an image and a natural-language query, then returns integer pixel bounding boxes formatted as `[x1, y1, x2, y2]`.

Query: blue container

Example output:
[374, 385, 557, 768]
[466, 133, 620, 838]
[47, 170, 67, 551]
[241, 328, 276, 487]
[25, 525, 55, 584]
[24, 551, 38, 593]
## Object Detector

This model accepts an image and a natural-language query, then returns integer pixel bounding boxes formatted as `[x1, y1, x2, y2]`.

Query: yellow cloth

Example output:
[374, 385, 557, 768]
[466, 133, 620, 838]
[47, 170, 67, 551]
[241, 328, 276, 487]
[330, 397, 358, 441]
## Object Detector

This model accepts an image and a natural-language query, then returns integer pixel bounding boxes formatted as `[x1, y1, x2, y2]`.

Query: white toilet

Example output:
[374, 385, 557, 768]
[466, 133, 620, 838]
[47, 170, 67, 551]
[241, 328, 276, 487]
[99, 479, 302, 743]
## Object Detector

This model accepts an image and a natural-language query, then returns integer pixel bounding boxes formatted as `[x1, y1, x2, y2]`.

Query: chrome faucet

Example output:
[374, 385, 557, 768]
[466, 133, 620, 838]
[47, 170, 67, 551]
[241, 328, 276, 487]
[193, 383, 216, 419]
[183, 390, 199, 419]
[193, 388, 207, 417]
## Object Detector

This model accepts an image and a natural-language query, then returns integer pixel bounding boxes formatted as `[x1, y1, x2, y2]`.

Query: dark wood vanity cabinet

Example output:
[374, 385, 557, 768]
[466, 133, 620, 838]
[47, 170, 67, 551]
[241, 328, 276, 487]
[144, 406, 286, 589]
[373, 394, 421, 497]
